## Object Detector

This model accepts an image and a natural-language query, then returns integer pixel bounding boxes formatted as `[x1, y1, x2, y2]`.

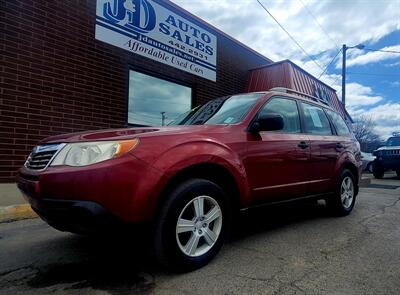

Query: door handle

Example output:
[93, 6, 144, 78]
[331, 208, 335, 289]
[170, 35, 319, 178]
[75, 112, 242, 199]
[336, 143, 344, 149]
[298, 141, 309, 149]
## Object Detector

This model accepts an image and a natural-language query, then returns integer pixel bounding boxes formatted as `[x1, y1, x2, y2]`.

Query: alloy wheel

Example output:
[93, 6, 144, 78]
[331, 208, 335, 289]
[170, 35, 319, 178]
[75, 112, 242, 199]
[175, 196, 222, 257]
[340, 176, 354, 209]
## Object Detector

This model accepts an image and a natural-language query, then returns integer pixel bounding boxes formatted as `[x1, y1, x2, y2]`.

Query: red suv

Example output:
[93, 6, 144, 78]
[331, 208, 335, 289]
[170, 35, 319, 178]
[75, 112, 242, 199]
[18, 90, 362, 270]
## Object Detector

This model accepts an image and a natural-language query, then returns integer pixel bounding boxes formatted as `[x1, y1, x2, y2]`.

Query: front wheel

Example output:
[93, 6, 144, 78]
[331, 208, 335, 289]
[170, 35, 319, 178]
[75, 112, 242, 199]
[152, 179, 228, 271]
[326, 169, 356, 216]
[366, 163, 373, 173]
[373, 163, 384, 179]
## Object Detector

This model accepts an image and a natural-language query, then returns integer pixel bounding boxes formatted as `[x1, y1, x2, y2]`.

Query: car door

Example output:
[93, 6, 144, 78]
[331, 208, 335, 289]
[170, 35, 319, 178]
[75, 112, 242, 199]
[325, 108, 354, 176]
[244, 97, 311, 204]
[299, 102, 338, 194]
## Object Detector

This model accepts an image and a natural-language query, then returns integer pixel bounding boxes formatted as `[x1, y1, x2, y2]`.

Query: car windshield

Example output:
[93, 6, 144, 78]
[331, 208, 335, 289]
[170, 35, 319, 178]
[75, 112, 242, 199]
[169, 93, 263, 125]
[386, 137, 400, 146]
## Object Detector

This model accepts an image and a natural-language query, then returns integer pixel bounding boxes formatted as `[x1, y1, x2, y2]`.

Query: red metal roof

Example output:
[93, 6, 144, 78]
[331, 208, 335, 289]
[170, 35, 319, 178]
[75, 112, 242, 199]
[246, 60, 351, 121]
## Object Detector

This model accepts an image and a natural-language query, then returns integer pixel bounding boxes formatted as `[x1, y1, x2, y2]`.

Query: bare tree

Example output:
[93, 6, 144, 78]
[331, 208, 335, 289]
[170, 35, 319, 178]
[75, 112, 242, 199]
[352, 115, 381, 152]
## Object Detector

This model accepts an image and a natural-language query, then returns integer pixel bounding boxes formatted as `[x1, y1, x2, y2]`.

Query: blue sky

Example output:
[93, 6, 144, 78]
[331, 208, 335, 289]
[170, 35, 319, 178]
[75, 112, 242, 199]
[173, 0, 400, 139]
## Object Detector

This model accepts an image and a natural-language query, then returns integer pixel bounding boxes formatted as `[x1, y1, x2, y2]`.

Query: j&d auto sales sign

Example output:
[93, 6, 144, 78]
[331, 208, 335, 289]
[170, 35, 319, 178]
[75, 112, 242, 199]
[96, 0, 217, 81]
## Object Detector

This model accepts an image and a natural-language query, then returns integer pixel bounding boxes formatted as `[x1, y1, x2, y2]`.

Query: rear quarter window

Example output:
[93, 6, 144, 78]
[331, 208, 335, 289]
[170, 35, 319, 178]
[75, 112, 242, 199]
[326, 109, 350, 136]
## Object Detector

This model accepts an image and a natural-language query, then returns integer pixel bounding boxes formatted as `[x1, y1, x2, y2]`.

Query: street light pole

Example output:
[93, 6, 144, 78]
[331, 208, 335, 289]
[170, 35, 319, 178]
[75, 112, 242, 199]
[341, 43, 365, 108]
[161, 112, 166, 126]
[342, 44, 347, 107]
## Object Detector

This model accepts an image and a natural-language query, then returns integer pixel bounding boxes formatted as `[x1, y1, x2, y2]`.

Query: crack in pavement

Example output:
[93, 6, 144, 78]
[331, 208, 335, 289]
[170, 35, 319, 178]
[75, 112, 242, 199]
[0, 265, 36, 278]
[0, 265, 39, 289]
[357, 196, 400, 233]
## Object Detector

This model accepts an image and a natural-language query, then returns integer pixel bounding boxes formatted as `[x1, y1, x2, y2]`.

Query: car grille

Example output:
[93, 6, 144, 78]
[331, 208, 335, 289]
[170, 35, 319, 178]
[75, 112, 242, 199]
[25, 143, 65, 170]
[382, 150, 400, 156]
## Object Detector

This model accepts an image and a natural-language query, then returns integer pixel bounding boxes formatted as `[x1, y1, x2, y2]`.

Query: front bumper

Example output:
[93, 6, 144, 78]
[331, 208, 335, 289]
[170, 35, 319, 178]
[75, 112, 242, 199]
[375, 157, 400, 170]
[23, 194, 122, 234]
[17, 153, 164, 226]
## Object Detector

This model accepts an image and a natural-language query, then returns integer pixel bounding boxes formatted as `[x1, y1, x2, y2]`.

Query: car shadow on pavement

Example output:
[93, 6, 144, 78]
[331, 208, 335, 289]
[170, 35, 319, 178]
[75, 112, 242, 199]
[231, 200, 329, 241]
[23, 200, 330, 293]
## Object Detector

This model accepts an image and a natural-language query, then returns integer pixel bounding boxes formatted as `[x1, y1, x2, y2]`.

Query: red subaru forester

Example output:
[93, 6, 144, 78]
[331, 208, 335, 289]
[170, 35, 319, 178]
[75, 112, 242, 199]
[18, 90, 362, 270]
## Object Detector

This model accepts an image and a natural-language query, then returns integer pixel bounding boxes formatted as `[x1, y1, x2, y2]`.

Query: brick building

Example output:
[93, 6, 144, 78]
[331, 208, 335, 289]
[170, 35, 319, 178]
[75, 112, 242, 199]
[0, 0, 273, 182]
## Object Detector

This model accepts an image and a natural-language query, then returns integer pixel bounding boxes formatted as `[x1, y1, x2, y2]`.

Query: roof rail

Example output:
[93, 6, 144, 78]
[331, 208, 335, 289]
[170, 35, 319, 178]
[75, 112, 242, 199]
[269, 87, 329, 106]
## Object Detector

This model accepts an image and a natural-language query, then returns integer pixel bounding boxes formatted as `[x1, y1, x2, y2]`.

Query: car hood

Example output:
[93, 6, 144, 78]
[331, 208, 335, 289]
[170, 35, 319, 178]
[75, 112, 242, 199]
[361, 153, 375, 161]
[40, 125, 225, 144]
[376, 146, 400, 151]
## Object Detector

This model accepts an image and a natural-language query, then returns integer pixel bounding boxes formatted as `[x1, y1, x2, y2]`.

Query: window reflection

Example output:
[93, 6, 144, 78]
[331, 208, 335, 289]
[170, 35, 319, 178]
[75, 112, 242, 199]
[128, 71, 192, 126]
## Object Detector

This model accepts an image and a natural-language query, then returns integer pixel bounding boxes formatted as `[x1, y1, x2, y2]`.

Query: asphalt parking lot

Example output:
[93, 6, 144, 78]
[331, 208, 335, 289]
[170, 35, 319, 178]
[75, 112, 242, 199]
[1, 173, 400, 295]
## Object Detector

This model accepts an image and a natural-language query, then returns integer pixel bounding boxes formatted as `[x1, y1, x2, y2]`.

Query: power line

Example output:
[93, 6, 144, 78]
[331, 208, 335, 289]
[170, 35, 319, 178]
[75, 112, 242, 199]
[329, 75, 342, 88]
[318, 48, 342, 79]
[347, 71, 400, 77]
[256, 0, 325, 72]
[297, 0, 339, 47]
[297, 0, 343, 79]
[364, 48, 400, 54]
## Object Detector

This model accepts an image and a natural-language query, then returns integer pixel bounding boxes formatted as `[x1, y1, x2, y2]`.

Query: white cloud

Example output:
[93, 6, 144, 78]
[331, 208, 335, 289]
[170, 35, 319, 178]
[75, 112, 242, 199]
[345, 45, 400, 67]
[367, 103, 400, 122]
[172, 0, 400, 76]
[171, 0, 400, 138]
[385, 61, 400, 67]
[345, 83, 383, 107]
[372, 125, 400, 139]
[350, 103, 400, 139]
[318, 74, 382, 107]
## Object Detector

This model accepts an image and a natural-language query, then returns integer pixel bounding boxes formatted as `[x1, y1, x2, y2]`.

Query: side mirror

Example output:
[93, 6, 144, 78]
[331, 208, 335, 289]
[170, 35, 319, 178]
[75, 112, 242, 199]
[249, 113, 284, 133]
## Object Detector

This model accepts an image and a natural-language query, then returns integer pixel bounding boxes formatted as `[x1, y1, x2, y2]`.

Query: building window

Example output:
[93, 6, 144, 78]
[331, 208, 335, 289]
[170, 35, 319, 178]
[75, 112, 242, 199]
[128, 71, 192, 126]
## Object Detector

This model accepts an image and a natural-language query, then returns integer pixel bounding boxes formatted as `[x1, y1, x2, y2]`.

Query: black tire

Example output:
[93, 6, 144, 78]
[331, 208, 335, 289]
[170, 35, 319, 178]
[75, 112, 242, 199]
[396, 170, 400, 177]
[366, 163, 373, 173]
[152, 178, 228, 271]
[326, 169, 356, 216]
[372, 162, 384, 179]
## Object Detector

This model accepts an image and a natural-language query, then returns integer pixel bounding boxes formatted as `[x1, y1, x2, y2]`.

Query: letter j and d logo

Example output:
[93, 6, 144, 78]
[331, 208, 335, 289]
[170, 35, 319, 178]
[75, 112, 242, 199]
[102, 0, 156, 33]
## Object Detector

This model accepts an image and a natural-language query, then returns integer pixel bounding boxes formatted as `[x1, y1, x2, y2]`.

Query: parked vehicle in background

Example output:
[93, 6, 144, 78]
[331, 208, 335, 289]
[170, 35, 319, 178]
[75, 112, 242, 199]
[372, 135, 400, 178]
[361, 152, 375, 173]
[17, 89, 362, 271]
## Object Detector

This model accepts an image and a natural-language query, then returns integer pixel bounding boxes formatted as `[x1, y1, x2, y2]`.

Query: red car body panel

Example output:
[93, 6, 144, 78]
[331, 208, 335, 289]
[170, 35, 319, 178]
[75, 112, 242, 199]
[244, 132, 310, 203]
[17, 92, 362, 225]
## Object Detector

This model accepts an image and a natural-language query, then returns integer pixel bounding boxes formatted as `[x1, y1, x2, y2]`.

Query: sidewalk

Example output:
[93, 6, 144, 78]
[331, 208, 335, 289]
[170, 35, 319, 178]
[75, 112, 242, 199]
[0, 183, 37, 222]
[0, 183, 26, 206]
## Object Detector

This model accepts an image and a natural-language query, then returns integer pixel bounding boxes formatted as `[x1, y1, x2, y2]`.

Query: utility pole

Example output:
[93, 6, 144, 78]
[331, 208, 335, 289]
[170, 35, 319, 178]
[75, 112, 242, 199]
[342, 44, 347, 107]
[341, 43, 365, 108]
[161, 112, 166, 126]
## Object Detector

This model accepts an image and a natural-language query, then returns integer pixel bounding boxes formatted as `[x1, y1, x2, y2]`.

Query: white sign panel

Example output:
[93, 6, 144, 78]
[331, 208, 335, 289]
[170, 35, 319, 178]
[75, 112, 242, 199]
[96, 0, 217, 81]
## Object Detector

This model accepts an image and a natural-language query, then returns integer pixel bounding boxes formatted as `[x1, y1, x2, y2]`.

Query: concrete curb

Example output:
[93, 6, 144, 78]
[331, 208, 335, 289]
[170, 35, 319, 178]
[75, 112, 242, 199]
[0, 204, 37, 223]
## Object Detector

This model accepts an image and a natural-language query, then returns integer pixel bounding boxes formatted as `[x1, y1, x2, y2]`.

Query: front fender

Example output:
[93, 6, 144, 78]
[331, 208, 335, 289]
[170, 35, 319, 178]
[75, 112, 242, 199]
[144, 141, 250, 220]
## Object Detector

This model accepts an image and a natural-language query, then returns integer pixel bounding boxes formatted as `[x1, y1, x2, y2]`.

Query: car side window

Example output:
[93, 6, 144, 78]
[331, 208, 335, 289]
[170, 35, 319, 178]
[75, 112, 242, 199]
[326, 109, 350, 136]
[301, 103, 332, 135]
[259, 97, 301, 133]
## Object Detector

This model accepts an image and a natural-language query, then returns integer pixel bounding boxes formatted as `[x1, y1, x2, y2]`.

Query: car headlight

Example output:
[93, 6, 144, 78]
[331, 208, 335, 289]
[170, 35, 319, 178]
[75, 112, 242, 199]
[50, 139, 139, 167]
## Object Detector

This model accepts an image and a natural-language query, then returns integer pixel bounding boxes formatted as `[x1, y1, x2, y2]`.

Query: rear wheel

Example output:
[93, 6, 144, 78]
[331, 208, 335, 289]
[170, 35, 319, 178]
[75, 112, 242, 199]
[373, 162, 384, 179]
[366, 163, 373, 173]
[396, 170, 400, 177]
[326, 169, 356, 216]
[152, 179, 228, 271]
